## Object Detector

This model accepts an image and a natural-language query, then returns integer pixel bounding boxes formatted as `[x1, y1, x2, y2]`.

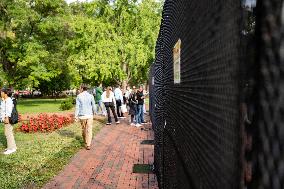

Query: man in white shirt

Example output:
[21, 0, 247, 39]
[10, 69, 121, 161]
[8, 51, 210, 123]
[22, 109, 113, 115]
[1, 89, 17, 155]
[114, 86, 125, 118]
[75, 85, 96, 150]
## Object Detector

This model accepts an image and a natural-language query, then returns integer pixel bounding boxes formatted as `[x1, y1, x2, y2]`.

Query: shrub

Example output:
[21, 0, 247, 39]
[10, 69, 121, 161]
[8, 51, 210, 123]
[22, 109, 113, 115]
[60, 98, 74, 111]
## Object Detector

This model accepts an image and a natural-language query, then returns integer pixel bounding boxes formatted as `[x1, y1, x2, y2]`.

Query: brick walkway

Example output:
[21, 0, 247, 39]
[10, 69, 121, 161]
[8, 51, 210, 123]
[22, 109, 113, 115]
[44, 118, 158, 189]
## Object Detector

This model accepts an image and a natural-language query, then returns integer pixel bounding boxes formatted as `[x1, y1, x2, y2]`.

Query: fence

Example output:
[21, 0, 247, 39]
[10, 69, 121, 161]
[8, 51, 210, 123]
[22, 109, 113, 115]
[149, 0, 284, 188]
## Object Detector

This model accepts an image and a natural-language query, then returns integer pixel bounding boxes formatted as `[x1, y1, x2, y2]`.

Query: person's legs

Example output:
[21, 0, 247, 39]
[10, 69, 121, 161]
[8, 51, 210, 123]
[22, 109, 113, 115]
[120, 102, 124, 117]
[110, 104, 119, 122]
[133, 104, 138, 124]
[121, 108, 124, 117]
[141, 105, 145, 123]
[4, 124, 17, 150]
[116, 100, 121, 117]
[85, 118, 93, 148]
[137, 105, 143, 124]
[98, 100, 105, 114]
[131, 115, 134, 123]
[80, 119, 87, 146]
[104, 103, 112, 123]
[94, 102, 98, 115]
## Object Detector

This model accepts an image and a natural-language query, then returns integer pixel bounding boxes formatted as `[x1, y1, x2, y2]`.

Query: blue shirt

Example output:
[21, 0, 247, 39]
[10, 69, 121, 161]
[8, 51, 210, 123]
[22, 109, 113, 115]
[114, 88, 123, 103]
[75, 91, 96, 118]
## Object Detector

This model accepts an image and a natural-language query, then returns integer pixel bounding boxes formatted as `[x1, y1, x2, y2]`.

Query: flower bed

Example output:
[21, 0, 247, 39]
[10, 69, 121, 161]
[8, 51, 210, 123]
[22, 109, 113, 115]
[19, 114, 75, 133]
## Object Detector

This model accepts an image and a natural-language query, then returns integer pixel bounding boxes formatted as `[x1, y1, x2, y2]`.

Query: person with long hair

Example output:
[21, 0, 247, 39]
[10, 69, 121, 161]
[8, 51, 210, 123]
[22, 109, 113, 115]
[102, 87, 120, 125]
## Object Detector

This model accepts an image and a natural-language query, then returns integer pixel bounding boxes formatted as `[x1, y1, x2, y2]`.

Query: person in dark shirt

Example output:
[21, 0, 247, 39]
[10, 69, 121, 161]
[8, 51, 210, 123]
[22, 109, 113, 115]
[128, 88, 137, 126]
[136, 86, 145, 127]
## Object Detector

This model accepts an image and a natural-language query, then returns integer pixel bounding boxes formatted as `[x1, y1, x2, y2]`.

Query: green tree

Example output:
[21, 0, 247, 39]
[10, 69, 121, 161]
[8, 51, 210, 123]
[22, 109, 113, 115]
[0, 0, 163, 93]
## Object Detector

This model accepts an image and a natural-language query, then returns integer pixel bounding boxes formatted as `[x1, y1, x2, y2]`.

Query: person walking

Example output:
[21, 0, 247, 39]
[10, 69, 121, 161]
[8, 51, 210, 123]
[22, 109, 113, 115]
[1, 89, 17, 155]
[128, 88, 137, 126]
[102, 87, 120, 125]
[136, 86, 145, 127]
[114, 86, 125, 118]
[75, 85, 96, 150]
[95, 85, 105, 116]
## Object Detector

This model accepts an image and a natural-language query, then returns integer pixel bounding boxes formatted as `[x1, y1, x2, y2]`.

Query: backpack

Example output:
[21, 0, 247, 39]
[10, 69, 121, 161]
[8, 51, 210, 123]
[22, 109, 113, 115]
[9, 98, 18, 125]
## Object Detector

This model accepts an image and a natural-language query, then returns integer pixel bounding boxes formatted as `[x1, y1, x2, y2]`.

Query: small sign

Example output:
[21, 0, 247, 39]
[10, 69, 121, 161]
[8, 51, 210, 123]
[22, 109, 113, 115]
[173, 39, 181, 84]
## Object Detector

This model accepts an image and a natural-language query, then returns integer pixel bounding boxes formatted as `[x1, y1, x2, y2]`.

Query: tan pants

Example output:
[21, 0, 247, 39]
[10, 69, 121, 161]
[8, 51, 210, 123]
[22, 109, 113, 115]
[80, 118, 93, 147]
[4, 124, 17, 150]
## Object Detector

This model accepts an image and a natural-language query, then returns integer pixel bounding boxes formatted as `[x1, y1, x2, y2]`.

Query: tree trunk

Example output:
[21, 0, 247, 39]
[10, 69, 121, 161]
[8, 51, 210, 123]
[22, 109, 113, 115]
[145, 81, 149, 92]
[122, 62, 128, 91]
[122, 80, 127, 91]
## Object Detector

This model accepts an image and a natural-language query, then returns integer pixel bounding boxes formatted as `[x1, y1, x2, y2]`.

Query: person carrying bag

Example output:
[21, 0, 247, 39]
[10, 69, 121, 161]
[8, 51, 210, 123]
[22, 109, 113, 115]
[1, 89, 17, 155]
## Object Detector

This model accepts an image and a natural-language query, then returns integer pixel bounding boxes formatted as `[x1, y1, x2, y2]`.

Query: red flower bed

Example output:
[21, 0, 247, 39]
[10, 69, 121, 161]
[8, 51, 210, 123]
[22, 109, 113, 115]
[19, 114, 75, 133]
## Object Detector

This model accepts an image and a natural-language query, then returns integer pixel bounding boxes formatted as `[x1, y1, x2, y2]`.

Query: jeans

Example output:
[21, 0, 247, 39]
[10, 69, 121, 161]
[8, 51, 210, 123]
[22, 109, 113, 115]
[97, 100, 106, 115]
[136, 105, 144, 124]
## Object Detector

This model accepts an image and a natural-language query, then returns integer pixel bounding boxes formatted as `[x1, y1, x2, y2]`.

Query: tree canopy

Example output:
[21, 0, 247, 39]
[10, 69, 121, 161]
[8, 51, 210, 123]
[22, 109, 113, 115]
[0, 0, 162, 94]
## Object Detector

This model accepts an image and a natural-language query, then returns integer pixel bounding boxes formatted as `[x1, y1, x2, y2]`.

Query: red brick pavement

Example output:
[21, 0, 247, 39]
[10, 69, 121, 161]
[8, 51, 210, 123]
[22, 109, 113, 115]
[44, 118, 158, 189]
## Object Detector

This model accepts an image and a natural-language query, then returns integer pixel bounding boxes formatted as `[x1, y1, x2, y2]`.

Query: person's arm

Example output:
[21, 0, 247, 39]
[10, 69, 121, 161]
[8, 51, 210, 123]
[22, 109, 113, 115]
[75, 97, 80, 120]
[113, 89, 117, 99]
[102, 92, 105, 102]
[98, 88, 103, 95]
[112, 93, 117, 107]
[120, 91, 124, 103]
[4, 99, 13, 124]
[6, 99, 13, 115]
[141, 91, 145, 99]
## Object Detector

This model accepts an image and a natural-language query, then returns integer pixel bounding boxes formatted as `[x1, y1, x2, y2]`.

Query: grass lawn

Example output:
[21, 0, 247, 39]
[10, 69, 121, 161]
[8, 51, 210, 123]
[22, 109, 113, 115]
[0, 121, 104, 189]
[17, 98, 74, 114]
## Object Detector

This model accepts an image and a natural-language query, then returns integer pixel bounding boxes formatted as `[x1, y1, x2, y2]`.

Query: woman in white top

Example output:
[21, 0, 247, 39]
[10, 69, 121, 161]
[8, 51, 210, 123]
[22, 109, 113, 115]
[102, 87, 119, 125]
[1, 89, 17, 155]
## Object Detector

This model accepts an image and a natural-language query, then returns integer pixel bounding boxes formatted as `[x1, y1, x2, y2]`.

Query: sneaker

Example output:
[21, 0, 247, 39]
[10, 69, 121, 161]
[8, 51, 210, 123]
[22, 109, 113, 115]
[135, 124, 142, 127]
[130, 123, 135, 126]
[3, 149, 16, 155]
[120, 116, 126, 119]
[106, 123, 112, 125]
[116, 121, 120, 124]
[142, 122, 147, 125]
